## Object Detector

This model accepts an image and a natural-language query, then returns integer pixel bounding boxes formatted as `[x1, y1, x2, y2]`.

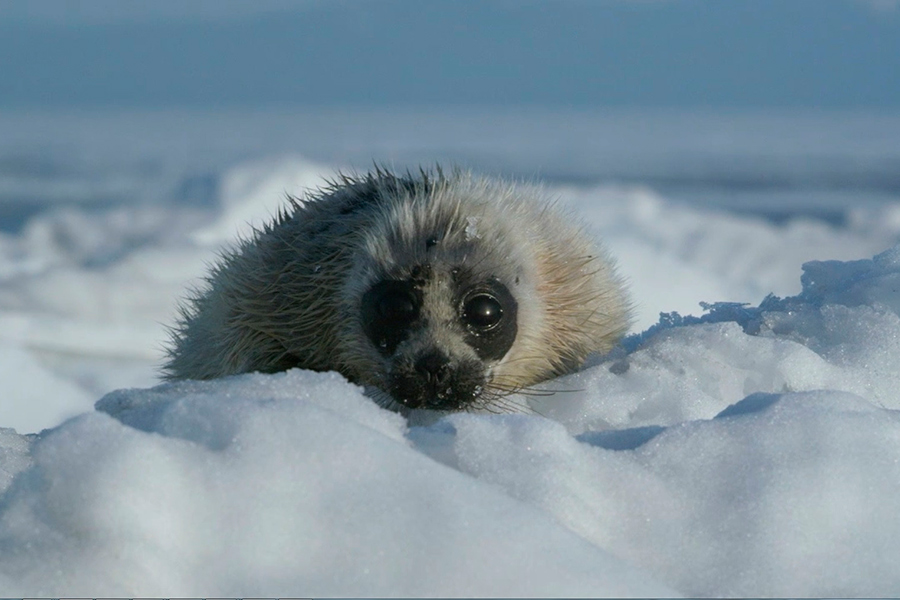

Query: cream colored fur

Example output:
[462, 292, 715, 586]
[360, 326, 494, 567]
[164, 168, 631, 411]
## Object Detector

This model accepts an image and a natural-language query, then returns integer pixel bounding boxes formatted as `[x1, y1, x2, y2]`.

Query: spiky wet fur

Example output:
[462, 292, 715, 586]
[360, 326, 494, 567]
[163, 167, 631, 413]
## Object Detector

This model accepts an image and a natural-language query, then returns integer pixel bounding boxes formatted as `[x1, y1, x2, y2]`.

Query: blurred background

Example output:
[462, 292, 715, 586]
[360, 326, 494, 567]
[1, 0, 900, 432]
[2, 0, 899, 226]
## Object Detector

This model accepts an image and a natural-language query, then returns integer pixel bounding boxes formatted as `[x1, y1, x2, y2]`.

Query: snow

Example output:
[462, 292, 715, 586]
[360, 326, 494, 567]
[1, 109, 900, 596]
[0, 371, 669, 597]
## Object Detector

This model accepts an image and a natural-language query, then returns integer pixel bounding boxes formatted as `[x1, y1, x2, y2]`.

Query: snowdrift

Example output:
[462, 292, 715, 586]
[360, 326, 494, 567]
[2, 244, 900, 596]
[2, 151, 900, 596]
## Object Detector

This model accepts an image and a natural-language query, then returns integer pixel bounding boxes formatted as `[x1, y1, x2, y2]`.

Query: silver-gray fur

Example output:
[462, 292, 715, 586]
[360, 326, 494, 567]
[163, 167, 631, 413]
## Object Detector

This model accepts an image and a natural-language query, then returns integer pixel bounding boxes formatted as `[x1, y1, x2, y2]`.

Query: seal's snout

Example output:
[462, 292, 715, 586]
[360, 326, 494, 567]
[390, 351, 484, 411]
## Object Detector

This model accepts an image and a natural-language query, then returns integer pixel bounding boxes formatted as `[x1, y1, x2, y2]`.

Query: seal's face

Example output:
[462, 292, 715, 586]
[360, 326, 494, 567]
[360, 264, 518, 410]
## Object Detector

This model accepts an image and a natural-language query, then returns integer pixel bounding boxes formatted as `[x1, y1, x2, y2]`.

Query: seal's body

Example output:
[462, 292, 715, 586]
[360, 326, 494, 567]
[164, 168, 630, 412]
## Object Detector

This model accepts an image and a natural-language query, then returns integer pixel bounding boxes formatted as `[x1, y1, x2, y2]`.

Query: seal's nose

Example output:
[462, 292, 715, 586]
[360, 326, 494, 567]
[415, 351, 451, 386]
[389, 351, 483, 411]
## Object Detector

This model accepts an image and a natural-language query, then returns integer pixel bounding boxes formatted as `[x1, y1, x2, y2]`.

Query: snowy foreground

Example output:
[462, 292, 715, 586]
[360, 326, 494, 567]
[2, 156, 900, 595]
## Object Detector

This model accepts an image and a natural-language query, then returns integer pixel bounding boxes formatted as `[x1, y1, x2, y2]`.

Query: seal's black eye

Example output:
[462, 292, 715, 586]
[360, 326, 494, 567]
[462, 293, 503, 329]
[454, 275, 517, 361]
[361, 281, 423, 356]
[377, 288, 419, 323]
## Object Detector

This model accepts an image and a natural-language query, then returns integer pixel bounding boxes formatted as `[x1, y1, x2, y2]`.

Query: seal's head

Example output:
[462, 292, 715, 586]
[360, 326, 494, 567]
[333, 171, 627, 412]
[356, 257, 519, 411]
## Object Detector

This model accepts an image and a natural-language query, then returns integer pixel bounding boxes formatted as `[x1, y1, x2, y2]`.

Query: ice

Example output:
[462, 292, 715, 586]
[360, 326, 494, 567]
[0, 371, 673, 597]
[412, 390, 900, 597]
[569, 184, 900, 328]
[533, 246, 900, 433]
[6, 243, 900, 594]
[191, 155, 333, 247]
[464, 216, 481, 240]
[0, 342, 93, 433]
[2, 111, 900, 595]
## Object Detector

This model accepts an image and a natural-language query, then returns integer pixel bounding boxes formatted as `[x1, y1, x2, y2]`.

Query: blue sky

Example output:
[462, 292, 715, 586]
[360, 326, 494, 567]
[0, 0, 898, 109]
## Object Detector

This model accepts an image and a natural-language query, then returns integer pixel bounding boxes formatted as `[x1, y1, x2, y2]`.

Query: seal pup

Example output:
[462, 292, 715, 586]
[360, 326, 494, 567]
[164, 167, 630, 413]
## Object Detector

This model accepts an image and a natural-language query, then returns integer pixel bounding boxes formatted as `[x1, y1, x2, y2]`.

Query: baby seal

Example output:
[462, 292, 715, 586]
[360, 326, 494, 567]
[164, 167, 630, 413]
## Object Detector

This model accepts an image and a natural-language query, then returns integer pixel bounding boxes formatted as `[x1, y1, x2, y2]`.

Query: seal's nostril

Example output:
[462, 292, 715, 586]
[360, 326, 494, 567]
[415, 352, 451, 384]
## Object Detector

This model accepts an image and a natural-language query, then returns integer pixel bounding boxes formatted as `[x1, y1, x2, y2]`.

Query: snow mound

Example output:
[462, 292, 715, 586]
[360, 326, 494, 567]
[570, 184, 900, 329]
[417, 389, 900, 597]
[0, 246, 900, 595]
[0, 371, 672, 597]
[535, 245, 900, 432]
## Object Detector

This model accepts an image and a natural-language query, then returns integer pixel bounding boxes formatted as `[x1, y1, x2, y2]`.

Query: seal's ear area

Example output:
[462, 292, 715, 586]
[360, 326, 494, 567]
[162, 166, 630, 414]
